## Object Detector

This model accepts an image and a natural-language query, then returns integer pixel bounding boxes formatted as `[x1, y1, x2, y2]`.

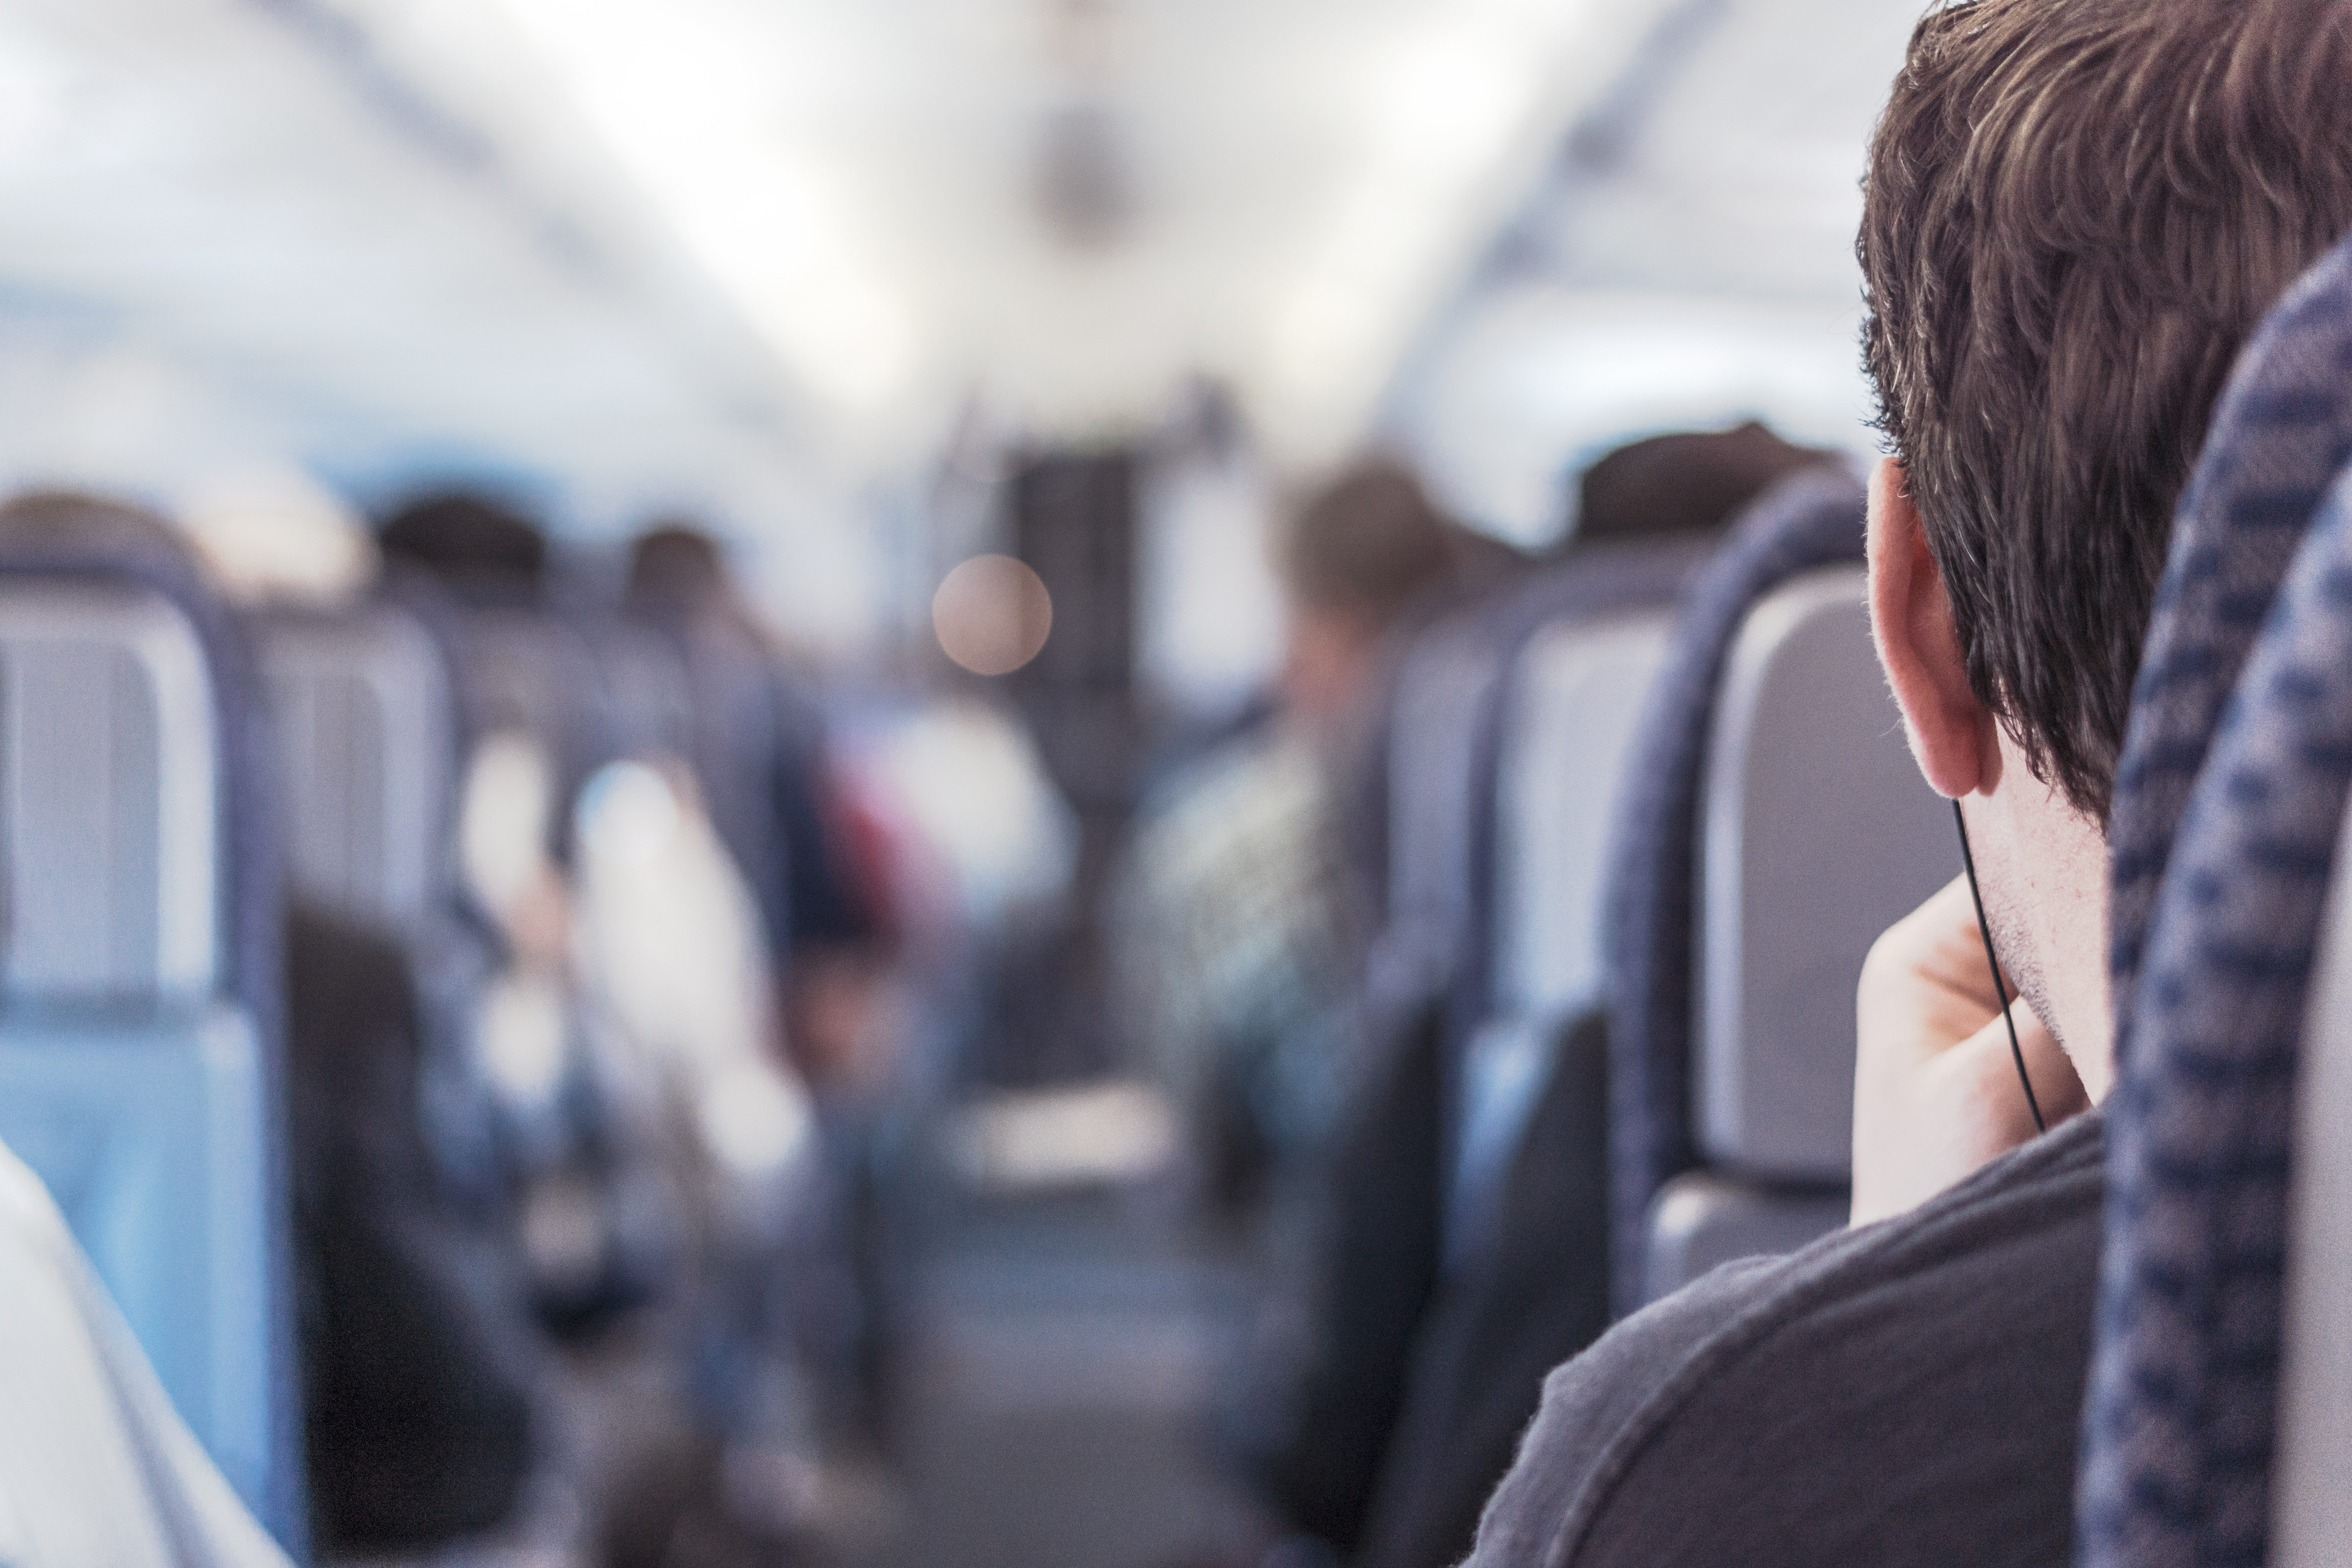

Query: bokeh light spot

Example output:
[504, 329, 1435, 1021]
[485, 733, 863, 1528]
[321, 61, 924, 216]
[933, 554, 1053, 675]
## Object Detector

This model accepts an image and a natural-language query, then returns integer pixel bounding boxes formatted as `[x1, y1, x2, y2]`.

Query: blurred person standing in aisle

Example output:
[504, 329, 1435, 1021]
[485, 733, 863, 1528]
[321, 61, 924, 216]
[1116, 459, 1472, 1234]
[627, 525, 898, 1102]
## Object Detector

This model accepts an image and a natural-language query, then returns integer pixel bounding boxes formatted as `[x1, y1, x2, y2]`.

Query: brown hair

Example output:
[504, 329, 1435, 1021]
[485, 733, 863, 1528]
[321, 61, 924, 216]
[1860, 0, 2352, 820]
[1279, 457, 1458, 624]
[1573, 421, 1839, 547]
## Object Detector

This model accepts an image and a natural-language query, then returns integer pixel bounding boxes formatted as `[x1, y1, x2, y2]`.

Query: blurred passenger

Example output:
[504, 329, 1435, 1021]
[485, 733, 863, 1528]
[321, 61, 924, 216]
[626, 524, 897, 1101]
[624, 523, 909, 1535]
[0, 485, 544, 1551]
[1276, 459, 1461, 746]
[1464, 2, 2352, 1564]
[1118, 458, 1463, 1231]
[1568, 419, 1839, 548]
[379, 488, 550, 603]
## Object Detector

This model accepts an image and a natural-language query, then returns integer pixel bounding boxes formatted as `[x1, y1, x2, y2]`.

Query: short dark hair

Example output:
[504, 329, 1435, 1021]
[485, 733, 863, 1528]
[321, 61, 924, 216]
[1279, 457, 1457, 624]
[1573, 421, 1838, 548]
[1860, 0, 2352, 820]
[379, 491, 547, 590]
[627, 522, 728, 612]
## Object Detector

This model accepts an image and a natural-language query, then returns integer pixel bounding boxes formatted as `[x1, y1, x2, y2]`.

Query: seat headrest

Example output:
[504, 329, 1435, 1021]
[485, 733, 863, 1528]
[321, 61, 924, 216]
[2275, 781, 2352, 1565]
[2080, 463, 2352, 1568]
[0, 582, 220, 1004]
[1385, 614, 1512, 987]
[255, 604, 456, 928]
[2108, 228, 2352, 1063]
[1494, 608, 1674, 1022]
[1603, 463, 1866, 1315]
[1695, 566, 1949, 1181]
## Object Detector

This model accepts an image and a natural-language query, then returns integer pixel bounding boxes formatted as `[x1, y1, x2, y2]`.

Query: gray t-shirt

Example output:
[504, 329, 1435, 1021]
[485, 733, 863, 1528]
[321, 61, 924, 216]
[1464, 1109, 2105, 1568]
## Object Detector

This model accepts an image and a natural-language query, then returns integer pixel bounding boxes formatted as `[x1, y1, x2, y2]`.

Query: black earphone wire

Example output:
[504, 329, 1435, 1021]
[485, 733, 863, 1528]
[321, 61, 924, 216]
[1952, 799, 2047, 1135]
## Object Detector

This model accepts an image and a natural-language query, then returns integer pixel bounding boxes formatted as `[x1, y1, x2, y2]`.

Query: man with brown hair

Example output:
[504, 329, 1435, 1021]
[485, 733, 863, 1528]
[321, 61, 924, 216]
[1460, 2, 2352, 1563]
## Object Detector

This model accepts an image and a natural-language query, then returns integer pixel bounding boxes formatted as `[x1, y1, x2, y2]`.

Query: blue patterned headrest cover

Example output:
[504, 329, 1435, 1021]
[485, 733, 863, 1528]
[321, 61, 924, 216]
[2106, 230, 2352, 1064]
[2080, 466, 2352, 1568]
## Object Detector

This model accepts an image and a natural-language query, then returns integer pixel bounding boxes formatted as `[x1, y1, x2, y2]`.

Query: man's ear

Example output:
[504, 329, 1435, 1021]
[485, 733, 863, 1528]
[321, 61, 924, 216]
[1867, 457, 1990, 798]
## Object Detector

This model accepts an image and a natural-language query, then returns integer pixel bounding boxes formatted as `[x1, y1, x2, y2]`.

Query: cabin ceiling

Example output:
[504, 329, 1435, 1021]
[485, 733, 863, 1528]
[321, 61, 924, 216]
[0, 0, 1917, 555]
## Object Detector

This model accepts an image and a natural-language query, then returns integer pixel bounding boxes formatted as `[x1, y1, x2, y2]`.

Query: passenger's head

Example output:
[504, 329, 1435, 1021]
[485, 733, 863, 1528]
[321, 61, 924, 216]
[1862, 0, 2352, 824]
[0, 489, 191, 568]
[379, 491, 548, 598]
[1859, 0, 2352, 1083]
[1276, 457, 1455, 728]
[626, 522, 729, 615]
[1572, 421, 1838, 548]
[180, 468, 376, 606]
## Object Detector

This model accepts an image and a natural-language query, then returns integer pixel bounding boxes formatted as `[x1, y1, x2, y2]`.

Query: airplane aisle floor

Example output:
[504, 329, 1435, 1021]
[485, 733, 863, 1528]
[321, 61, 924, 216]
[875, 1188, 1275, 1568]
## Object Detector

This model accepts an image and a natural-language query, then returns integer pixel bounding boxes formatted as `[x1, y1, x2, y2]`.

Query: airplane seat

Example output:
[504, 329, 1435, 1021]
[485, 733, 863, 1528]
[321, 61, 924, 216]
[1442, 545, 1706, 1268]
[0, 522, 305, 1550]
[1333, 551, 1703, 1568]
[1602, 465, 1871, 1316]
[2278, 724, 2352, 1566]
[2070, 226, 2352, 1568]
[1370, 604, 1519, 1033]
[1642, 564, 1950, 1302]
[2081, 476, 2352, 1568]
[1254, 544, 1700, 1568]
[253, 601, 457, 930]
[252, 596, 548, 1552]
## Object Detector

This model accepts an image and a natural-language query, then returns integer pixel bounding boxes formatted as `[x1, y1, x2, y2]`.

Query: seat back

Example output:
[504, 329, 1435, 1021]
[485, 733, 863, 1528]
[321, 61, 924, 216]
[1602, 465, 1866, 1314]
[0, 584, 219, 1002]
[1493, 609, 1675, 1025]
[2276, 786, 2352, 1565]
[1641, 565, 1946, 1301]
[2080, 464, 2352, 1568]
[1695, 565, 1950, 1180]
[0, 577, 284, 1532]
[1383, 616, 1512, 1000]
[255, 603, 456, 929]
[2074, 228, 2352, 1568]
[1448, 607, 1673, 1263]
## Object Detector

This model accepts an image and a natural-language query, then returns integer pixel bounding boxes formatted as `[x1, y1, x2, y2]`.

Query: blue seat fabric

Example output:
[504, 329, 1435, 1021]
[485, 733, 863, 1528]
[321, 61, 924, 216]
[2081, 231, 2352, 1568]
[0, 527, 305, 1553]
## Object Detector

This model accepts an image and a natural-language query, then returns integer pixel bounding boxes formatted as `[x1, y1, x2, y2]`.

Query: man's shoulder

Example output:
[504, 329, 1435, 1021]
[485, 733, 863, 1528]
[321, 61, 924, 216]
[1468, 1111, 2107, 1568]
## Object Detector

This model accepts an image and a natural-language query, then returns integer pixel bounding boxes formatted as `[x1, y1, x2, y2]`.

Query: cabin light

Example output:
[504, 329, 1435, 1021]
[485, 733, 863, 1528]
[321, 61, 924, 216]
[1370, 33, 1530, 181]
[481, 0, 917, 413]
[932, 554, 1053, 677]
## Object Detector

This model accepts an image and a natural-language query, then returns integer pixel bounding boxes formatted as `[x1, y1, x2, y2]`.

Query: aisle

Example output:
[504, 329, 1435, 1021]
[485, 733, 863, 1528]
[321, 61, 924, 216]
[880, 1189, 1272, 1568]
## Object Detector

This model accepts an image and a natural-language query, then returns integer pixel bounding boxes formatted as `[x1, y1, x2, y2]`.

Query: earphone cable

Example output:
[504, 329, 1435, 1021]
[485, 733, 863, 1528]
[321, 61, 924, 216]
[1952, 800, 2047, 1135]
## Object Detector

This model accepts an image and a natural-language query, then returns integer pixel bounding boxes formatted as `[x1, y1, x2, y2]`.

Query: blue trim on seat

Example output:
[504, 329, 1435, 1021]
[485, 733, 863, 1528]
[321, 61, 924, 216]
[1598, 465, 1866, 1316]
